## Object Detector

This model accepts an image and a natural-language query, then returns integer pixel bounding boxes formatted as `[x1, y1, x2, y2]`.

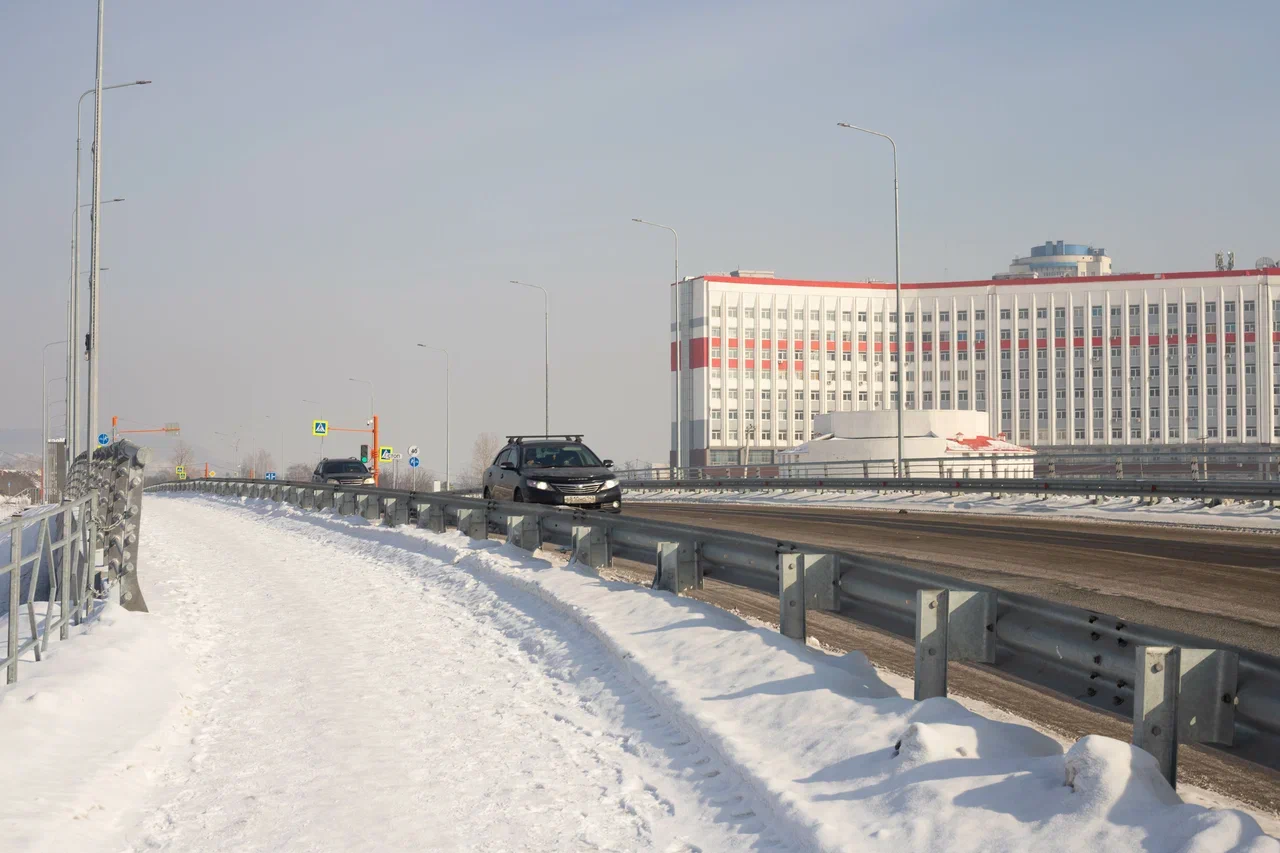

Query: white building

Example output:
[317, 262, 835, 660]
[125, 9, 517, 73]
[1004, 241, 1111, 278]
[669, 264, 1280, 466]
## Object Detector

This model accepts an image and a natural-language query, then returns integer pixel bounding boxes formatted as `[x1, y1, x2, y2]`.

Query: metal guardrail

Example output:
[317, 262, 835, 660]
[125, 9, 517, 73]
[616, 446, 1280, 483]
[618, 475, 1280, 503]
[2, 440, 150, 684]
[150, 476, 1280, 783]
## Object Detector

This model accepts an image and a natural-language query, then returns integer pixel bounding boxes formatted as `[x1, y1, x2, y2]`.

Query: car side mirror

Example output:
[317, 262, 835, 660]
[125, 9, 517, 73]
[500, 461, 517, 471]
[603, 459, 614, 467]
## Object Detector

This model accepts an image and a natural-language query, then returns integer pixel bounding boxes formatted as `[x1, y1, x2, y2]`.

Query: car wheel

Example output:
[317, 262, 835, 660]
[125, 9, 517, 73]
[512, 489, 523, 503]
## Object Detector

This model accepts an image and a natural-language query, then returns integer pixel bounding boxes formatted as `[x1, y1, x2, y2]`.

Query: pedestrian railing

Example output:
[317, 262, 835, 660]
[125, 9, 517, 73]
[1, 440, 151, 685]
[149, 476, 1280, 788]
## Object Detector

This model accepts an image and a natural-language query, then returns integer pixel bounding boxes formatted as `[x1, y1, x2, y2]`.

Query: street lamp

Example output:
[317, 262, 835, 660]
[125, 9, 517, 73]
[837, 122, 903, 474]
[71, 78, 149, 468]
[506, 281, 550, 435]
[348, 377, 375, 419]
[416, 344, 451, 489]
[632, 218, 682, 469]
[42, 341, 68, 501]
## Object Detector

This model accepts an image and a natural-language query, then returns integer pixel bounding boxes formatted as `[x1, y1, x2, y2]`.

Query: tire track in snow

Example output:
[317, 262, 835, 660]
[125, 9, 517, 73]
[132, 495, 795, 852]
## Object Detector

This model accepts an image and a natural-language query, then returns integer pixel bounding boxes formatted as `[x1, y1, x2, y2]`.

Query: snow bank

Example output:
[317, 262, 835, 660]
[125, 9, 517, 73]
[628, 487, 1280, 531]
[199, 494, 1277, 852]
[0, 597, 189, 851]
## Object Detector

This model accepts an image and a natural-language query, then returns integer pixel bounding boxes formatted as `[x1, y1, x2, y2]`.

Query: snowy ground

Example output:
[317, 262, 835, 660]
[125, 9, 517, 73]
[628, 487, 1280, 532]
[1, 494, 1277, 852]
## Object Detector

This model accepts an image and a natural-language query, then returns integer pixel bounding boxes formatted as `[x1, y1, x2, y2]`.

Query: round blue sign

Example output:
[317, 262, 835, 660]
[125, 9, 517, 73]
[408, 456, 420, 468]
[97, 433, 109, 446]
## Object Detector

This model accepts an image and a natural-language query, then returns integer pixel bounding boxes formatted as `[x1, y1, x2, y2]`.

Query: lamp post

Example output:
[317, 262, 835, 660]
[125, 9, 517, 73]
[632, 218, 681, 469]
[70, 78, 147, 468]
[837, 122, 902, 474]
[416, 344, 451, 489]
[41, 341, 68, 502]
[506, 281, 549, 435]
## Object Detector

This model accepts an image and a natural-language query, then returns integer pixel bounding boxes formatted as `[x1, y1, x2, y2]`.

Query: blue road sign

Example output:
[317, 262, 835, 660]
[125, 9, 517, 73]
[409, 456, 420, 468]
[265, 472, 277, 480]
[97, 433, 109, 446]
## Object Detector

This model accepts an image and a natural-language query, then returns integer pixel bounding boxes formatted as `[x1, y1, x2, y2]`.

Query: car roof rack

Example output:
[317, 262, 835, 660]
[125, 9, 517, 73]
[506, 434, 584, 444]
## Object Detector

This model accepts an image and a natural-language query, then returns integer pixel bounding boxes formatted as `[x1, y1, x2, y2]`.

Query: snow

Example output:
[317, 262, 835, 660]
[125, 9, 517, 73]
[628, 487, 1280, 532]
[1, 492, 1277, 852]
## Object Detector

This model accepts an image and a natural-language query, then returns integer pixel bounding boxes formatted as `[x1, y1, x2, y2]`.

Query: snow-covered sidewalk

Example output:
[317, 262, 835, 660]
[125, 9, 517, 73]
[2, 493, 1277, 852]
[629, 487, 1280, 531]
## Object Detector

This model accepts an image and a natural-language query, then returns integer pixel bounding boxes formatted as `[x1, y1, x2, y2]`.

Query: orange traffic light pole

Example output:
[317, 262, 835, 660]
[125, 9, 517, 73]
[112, 416, 181, 441]
[328, 414, 380, 484]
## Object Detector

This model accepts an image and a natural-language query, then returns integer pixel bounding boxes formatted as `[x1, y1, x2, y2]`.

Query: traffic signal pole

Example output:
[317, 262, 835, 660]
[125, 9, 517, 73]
[328, 413, 380, 484]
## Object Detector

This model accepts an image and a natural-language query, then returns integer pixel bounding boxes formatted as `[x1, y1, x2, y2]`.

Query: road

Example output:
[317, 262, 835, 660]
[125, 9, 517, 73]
[623, 501, 1280, 656]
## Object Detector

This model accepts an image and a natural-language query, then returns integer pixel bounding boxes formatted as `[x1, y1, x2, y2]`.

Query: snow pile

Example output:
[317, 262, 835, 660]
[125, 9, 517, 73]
[629, 487, 1280, 531]
[1, 494, 31, 516]
[0, 597, 188, 852]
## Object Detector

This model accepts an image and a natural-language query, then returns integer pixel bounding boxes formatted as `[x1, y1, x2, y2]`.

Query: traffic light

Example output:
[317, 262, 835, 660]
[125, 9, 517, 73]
[360, 444, 369, 464]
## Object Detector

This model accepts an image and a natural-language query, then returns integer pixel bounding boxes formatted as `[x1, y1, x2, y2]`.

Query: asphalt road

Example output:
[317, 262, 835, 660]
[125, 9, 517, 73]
[622, 501, 1280, 656]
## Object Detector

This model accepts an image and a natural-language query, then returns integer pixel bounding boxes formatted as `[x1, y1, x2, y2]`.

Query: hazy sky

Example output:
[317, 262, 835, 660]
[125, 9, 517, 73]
[3, 0, 1278, 473]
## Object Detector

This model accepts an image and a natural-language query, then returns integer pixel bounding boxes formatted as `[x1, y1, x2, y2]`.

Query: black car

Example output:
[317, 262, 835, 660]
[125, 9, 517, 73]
[482, 435, 621, 512]
[311, 457, 375, 485]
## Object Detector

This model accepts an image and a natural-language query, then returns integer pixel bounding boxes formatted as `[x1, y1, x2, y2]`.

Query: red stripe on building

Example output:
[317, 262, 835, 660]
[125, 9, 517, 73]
[727, 338, 738, 348]
[906, 342, 916, 352]
[874, 342, 883, 352]
[1018, 340, 1029, 349]
[794, 340, 804, 350]
[1035, 340, 1047, 349]
[889, 342, 898, 352]
[922, 342, 933, 351]
[688, 337, 709, 369]
[744, 360, 754, 369]
[1128, 336, 1139, 346]
[1245, 332, 1256, 343]
[859, 342, 868, 353]
[1148, 335, 1160, 347]
[1226, 333, 1237, 344]
[810, 340, 821, 351]
[826, 341, 836, 351]
[842, 341, 852, 352]
[793, 361, 804, 372]
[670, 341, 679, 371]
[711, 336, 721, 346]
[1073, 337, 1085, 347]
[1207, 334, 1218, 344]
[974, 341, 985, 350]
[1187, 335, 1199, 345]
[727, 359, 738, 369]
[1054, 338, 1067, 347]
[956, 341, 967, 350]
[1000, 340, 1011, 350]
[940, 341, 951, 350]
[760, 339, 771, 349]
[711, 358, 721, 368]
[698, 267, 1276, 292]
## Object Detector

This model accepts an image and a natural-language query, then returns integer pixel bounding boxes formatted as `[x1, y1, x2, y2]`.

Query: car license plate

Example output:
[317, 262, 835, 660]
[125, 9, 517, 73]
[563, 495, 595, 505]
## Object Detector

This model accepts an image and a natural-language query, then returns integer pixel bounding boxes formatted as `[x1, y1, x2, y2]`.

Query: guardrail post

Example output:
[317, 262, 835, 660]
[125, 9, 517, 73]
[778, 553, 806, 641]
[457, 507, 488, 541]
[505, 514, 541, 551]
[802, 553, 838, 611]
[946, 590, 997, 664]
[298, 488, 316, 511]
[571, 525, 610, 569]
[1134, 646, 1180, 788]
[334, 490, 355, 516]
[1177, 648, 1239, 749]
[8, 519, 20, 684]
[382, 497, 409, 527]
[315, 489, 334, 511]
[360, 494, 381, 521]
[417, 501, 445, 533]
[653, 541, 697, 594]
[914, 589, 949, 700]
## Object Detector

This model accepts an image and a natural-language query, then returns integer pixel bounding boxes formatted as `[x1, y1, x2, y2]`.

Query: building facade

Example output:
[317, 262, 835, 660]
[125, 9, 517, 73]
[670, 267, 1280, 466]
[1005, 241, 1111, 278]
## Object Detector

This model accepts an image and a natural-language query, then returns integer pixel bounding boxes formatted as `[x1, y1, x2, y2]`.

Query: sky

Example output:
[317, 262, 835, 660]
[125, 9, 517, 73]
[3, 0, 1278, 474]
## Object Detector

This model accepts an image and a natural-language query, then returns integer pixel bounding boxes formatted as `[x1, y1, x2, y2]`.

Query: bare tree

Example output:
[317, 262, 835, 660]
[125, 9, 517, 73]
[466, 432, 502, 486]
[241, 450, 275, 478]
[285, 462, 313, 482]
[171, 440, 196, 473]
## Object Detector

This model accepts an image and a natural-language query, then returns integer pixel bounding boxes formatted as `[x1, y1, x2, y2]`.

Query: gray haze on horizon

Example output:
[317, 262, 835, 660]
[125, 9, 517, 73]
[3, 0, 1277, 473]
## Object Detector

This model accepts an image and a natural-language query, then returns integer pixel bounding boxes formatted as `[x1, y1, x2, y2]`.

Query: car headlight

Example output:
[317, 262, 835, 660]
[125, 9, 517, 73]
[327, 478, 339, 484]
[363, 477, 375, 484]
[528, 479, 550, 491]
[602, 478, 619, 490]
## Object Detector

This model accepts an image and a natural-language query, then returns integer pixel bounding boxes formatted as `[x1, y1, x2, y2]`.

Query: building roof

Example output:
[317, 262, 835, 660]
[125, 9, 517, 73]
[691, 267, 1277, 291]
[945, 434, 1035, 455]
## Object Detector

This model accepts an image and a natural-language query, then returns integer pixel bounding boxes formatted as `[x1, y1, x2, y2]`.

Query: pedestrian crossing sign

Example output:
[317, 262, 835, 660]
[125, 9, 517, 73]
[313, 420, 329, 436]
[379, 446, 392, 462]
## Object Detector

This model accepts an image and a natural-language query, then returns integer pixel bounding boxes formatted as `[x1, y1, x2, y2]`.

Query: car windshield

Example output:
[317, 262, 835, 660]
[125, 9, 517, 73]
[520, 443, 602, 469]
[324, 461, 368, 474]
